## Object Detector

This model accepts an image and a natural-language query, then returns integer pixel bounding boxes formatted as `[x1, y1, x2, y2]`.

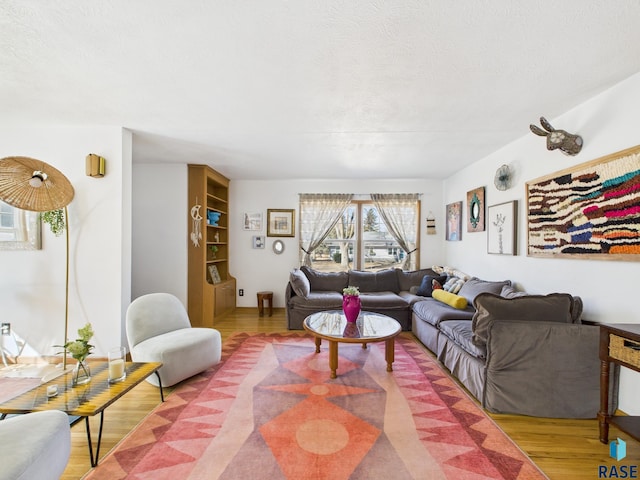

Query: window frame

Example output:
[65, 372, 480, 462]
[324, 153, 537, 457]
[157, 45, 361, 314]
[310, 198, 420, 272]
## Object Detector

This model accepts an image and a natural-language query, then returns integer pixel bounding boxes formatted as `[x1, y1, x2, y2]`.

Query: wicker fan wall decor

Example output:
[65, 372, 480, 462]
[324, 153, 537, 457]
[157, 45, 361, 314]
[494, 164, 512, 191]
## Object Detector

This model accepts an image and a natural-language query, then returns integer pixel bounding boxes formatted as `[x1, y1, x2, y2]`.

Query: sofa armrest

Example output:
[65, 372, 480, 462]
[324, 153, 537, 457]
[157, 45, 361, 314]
[483, 320, 618, 418]
[285, 281, 296, 302]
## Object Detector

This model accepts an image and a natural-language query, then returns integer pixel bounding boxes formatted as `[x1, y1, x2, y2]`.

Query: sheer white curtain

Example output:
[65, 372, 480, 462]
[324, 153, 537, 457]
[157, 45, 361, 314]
[371, 193, 420, 270]
[299, 194, 353, 267]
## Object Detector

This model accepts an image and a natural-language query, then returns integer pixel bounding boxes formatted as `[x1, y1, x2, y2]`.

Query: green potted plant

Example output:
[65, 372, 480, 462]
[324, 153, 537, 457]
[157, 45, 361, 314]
[41, 209, 66, 236]
[56, 323, 94, 386]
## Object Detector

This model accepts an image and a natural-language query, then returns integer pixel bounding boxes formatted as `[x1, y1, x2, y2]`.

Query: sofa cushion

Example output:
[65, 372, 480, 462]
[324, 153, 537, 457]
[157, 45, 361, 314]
[289, 269, 311, 298]
[500, 284, 528, 299]
[457, 277, 511, 304]
[416, 274, 447, 297]
[132, 327, 222, 387]
[349, 269, 399, 293]
[472, 292, 574, 346]
[442, 276, 466, 294]
[396, 268, 438, 291]
[439, 319, 487, 359]
[433, 289, 468, 309]
[571, 296, 583, 323]
[432, 265, 472, 280]
[360, 291, 409, 309]
[288, 291, 343, 310]
[301, 266, 348, 292]
[493, 286, 582, 321]
[412, 297, 475, 327]
[398, 290, 425, 306]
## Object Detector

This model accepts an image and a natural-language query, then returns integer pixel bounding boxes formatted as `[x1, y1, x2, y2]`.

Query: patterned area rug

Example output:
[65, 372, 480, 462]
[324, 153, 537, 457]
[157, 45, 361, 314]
[85, 332, 547, 479]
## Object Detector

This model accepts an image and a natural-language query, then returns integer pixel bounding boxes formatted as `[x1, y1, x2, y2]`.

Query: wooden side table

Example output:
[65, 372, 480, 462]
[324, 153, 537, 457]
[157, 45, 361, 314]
[598, 323, 640, 443]
[257, 291, 273, 317]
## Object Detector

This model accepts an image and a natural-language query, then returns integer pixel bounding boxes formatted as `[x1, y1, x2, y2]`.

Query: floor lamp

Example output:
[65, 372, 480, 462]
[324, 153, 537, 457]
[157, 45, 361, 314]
[0, 156, 75, 370]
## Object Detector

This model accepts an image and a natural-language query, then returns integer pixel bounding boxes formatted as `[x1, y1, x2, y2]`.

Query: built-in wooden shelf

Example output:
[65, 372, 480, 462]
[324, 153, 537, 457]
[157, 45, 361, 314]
[187, 164, 236, 327]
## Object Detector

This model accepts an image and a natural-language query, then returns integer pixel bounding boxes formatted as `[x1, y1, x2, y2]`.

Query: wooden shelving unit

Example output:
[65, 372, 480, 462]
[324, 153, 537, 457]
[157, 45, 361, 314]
[187, 164, 236, 327]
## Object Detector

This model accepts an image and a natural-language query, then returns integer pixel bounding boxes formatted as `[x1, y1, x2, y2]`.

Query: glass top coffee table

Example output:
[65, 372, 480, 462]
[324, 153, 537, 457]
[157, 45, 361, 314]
[0, 361, 162, 466]
[303, 310, 402, 379]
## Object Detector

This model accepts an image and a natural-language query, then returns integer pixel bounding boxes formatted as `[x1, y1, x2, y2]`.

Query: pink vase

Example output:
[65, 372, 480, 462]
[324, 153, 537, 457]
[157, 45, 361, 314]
[343, 294, 361, 323]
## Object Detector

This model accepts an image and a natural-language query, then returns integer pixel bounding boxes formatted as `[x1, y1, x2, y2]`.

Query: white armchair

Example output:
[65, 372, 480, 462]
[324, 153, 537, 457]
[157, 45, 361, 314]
[0, 410, 71, 480]
[126, 293, 222, 387]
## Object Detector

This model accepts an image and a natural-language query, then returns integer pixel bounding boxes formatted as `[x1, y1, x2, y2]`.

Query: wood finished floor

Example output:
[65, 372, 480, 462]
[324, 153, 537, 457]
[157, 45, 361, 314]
[63, 308, 639, 479]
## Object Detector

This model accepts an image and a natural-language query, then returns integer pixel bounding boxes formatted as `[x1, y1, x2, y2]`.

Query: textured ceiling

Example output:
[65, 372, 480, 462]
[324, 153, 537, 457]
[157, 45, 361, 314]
[1, 1, 640, 180]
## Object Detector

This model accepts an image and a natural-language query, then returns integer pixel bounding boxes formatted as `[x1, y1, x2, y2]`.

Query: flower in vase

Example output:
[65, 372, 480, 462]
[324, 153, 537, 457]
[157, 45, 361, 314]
[343, 286, 360, 296]
[56, 322, 94, 363]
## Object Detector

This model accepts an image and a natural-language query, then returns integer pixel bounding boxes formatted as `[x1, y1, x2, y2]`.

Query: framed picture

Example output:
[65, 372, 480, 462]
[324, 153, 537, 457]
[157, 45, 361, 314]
[526, 144, 640, 260]
[207, 264, 222, 284]
[267, 209, 295, 237]
[445, 202, 462, 241]
[487, 201, 518, 255]
[466, 187, 485, 232]
[252, 235, 265, 249]
[243, 212, 262, 231]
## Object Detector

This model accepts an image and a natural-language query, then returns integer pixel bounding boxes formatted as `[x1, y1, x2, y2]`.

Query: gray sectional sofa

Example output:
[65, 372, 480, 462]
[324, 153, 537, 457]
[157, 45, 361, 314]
[286, 265, 618, 418]
[411, 273, 617, 419]
[286, 266, 438, 330]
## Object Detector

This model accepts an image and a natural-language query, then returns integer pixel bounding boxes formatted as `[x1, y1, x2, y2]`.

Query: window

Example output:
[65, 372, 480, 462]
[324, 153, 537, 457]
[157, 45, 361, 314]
[0, 202, 16, 240]
[0, 201, 42, 249]
[299, 194, 420, 272]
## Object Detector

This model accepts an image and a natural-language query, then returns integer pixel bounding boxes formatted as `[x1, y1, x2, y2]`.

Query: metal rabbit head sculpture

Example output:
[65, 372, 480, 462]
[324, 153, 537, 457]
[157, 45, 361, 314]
[529, 117, 583, 156]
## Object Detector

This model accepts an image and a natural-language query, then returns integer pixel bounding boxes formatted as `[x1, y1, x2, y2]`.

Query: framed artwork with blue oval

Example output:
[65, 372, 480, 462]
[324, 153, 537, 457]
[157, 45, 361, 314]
[446, 201, 462, 241]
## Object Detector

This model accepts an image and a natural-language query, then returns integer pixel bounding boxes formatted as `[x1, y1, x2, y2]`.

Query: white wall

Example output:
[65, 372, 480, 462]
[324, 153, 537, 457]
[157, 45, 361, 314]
[229, 179, 444, 308]
[0, 127, 130, 357]
[443, 72, 640, 414]
[131, 163, 188, 305]
[132, 173, 444, 308]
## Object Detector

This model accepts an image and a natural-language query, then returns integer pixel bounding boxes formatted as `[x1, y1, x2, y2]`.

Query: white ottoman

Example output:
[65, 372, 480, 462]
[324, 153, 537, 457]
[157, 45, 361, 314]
[0, 410, 71, 480]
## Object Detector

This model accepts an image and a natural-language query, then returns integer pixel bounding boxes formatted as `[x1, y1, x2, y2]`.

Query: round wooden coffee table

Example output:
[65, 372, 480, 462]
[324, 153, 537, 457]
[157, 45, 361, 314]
[303, 310, 402, 379]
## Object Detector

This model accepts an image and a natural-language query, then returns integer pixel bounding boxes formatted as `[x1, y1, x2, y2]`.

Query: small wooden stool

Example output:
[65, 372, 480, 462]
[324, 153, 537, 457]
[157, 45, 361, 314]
[257, 291, 273, 317]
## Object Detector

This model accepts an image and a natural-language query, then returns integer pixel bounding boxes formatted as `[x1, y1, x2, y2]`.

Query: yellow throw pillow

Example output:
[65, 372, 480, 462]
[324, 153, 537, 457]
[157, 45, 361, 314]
[432, 289, 468, 310]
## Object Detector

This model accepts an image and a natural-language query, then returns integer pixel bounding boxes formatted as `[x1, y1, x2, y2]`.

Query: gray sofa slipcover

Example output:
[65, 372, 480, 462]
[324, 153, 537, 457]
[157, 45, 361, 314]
[412, 282, 618, 418]
[285, 266, 436, 330]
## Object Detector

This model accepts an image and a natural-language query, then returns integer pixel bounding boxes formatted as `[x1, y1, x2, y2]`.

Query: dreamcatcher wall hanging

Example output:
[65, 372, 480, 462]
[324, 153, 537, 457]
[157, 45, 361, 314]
[190, 199, 203, 247]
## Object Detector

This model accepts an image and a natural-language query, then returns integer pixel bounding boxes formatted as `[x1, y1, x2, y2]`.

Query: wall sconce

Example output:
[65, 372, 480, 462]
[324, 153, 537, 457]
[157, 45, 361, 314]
[426, 211, 436, 235]
[86, 154, 106, 178]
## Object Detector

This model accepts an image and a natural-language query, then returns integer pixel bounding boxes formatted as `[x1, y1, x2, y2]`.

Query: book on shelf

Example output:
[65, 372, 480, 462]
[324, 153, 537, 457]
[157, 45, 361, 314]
[208, 264, 222, 284]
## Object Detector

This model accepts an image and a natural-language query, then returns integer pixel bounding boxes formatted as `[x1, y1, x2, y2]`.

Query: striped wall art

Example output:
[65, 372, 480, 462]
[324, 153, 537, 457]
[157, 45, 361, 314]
[526, 145, 640, 260]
